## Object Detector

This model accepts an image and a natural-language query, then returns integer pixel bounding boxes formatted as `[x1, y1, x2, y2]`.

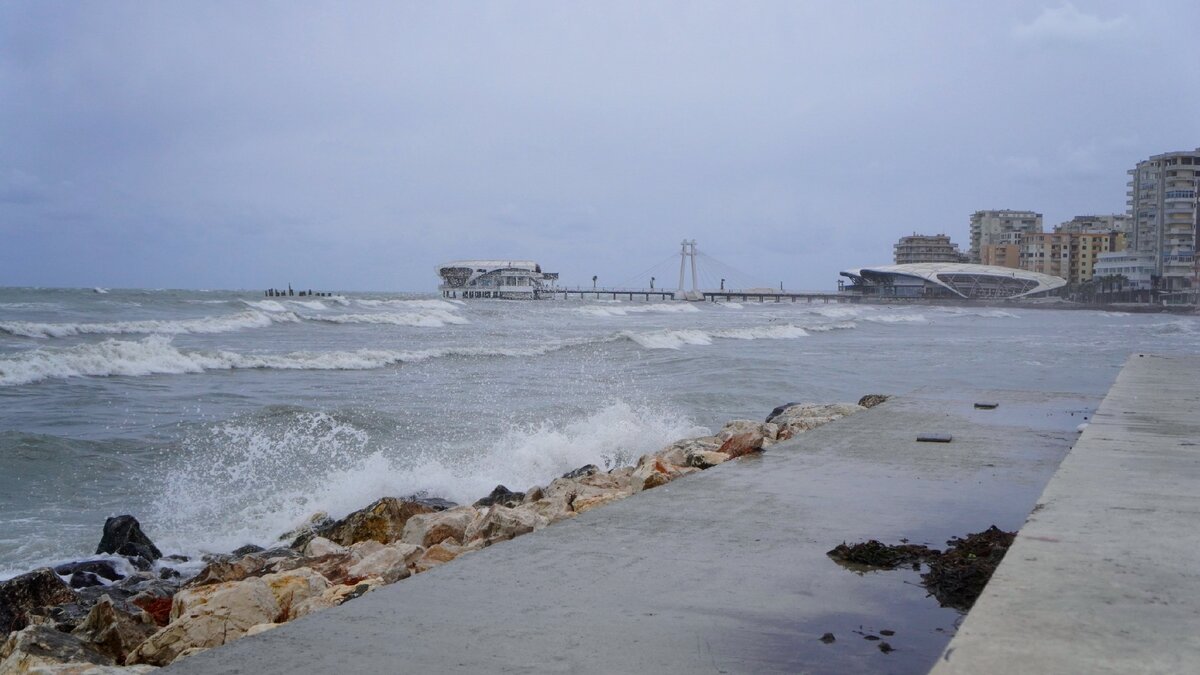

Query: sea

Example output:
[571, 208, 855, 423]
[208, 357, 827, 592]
[1, 287, 1197, 579]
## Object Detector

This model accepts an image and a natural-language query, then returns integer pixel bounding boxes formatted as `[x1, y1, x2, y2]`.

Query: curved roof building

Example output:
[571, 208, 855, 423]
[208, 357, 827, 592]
[840, 263, 1066, 299]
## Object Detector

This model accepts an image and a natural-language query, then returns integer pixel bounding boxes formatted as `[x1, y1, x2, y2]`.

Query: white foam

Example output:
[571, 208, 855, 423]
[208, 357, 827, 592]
[289, 300, 327, 310]
[305, 310, 469, 328]
[0, 336, 590, 386]
[862, 313, 928, 324]
[573, 303, 702, 318]
[242, 300, 288, 312]
[147, 403, 707, 557]
[355, 299, 461, 311]
[0, 310, 298, 339]
[623, 323, 809, 350]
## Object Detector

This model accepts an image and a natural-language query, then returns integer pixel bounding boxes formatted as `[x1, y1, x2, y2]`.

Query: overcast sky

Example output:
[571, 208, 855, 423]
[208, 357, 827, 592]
[2, 1, 1197, 291]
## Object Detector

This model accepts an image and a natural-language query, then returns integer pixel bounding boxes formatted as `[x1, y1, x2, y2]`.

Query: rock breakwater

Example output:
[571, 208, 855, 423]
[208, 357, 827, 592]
[0, 398, 882, 673]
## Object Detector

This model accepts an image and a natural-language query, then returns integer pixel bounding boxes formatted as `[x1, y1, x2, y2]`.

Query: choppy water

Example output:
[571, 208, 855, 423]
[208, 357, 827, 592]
[1, 287, 1197, 578]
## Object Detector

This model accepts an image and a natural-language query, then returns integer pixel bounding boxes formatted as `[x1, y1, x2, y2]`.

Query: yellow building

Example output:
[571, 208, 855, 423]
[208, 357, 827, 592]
[980, 243, 1021, 269]
[1019, 232, 1118, 284]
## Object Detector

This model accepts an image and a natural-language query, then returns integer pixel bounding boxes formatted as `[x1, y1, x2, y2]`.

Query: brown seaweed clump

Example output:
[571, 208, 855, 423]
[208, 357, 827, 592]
[828, 525, 1017, 611]
[921, 526, 1015, 610]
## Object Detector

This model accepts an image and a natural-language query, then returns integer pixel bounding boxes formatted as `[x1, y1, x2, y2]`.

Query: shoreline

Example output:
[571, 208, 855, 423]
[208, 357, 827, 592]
[0, 399, 881, 671]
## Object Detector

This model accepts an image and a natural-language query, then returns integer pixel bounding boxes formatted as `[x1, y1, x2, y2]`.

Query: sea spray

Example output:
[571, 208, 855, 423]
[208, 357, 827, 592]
[145, 402, 705, 557]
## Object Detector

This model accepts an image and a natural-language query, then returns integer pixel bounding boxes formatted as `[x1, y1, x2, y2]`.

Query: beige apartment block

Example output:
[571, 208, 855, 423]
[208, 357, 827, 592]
[1127, 148, 1200, 291]
[893, 234, 969, 265]
[1055, 214, 1132, 238]
[1019, 232, 1114, 284]
[969, 210, 1043, 263]
[980, 243, 1021, 269]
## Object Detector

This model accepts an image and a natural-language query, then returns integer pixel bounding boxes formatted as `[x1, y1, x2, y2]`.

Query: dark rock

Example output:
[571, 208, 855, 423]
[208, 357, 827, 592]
[766, 402, 802, 424]
[819, 632, 836, 644]
[68, 571, 105, 589]
[0, 624, 113, 669]
[158, 567, 181, 580]
[53, 560, 125, 583]
[260, 547, 301, 560]
[561, 464, 599, 480]
[412, 496, 457, 511]
[163, 554, 190, 563]
[473, 485, 525, 509]
[231, 544, 265, 557]
[309, 497, 437, 547]
[879, 641, 894, 653]
[916, 433, 953, 443]
[0, 568, 79, 638]
[125, 555, 153, 571]
[880, 629, 895, 636]
[95, 515, 162, 561]
[858, 394, 889, 408]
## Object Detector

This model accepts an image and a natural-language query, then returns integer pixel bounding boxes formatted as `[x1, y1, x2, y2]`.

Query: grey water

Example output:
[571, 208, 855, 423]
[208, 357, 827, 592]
[1, 287, 1196, 578]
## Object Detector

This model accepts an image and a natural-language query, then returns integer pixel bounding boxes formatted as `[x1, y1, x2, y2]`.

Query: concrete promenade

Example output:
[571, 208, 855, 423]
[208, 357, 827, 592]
[933, 353, 1200, 674]
[169, 388, 1094, 674]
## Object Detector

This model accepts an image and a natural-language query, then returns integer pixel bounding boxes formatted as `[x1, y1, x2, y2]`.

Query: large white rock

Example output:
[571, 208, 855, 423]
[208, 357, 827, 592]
[128, 578, 280, 666]
[301, 536, 347, 558]
[463, 506, 546, 544]
[346, 543, 423, 584]
[400, 507, 476, 548]
[259, 569, 329, 621]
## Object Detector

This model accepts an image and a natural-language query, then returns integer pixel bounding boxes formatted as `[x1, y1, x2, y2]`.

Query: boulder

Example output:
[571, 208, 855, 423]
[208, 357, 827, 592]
[401, 507, 476, 548]
[348, 540, 385, 561]
[70, 595, 156, 664]
[271, 552, 357, 585]
[68, 573, 105, 590]
[768, 403, 864, 435]
[53, 561, 125, 584]
[521, 497, 575, 524]
[301, 537, 348, 559]
[94, 516, 161, 562]
[128, 578, 279, 666]
[630, 456, 673, 492]
[346, 544, 422, 584]
[571, 492, 624, 514]
[230, 544, 265, 557]
[522, 486, 545, 503]
[718, 432, 765, 459]
[406, 495, 458, 511]
[414, 542, 467, 573]
[857, 394, 889, 408]
[244, 622, 279, 638]
[0, 625, 113, 672]
[183, 554, 271, 588]
[313, 498, 436, 547]
[463, 506, 545, 545]
[277, 511, 334, 545]
[561, 464, 599, 480]
[259, 569, 328, 621]
[0, 568, 79, 638]
[686, 450, 729, 469]
[289, 580, 380, 620]
[765, 402, 803, 423]
[576, 471, 631, 493]
[472, 485, 525, 509]
[10, 664, 157, 674]
[717, 420, 779, 441]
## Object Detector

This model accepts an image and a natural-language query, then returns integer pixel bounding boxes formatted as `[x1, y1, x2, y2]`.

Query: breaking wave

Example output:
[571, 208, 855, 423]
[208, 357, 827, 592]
[573, 303, 702, 317]
[0, 336, 592, 386]
[622, 323, 810, 350]
[0, 311, 300, 339]
[148, 402, 707, 555]
[303, 310, 469, 328]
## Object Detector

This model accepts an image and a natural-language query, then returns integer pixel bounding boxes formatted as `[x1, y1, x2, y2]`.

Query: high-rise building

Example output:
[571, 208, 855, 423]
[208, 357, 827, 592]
[1055, 214, 1131, 239]
[1127, 149, 1200, 291]
[969, 210, 1043, 263]
[893, 234, 969, 265]
[1019, 232, 1117, 284]
[980, 244, 1020, 269]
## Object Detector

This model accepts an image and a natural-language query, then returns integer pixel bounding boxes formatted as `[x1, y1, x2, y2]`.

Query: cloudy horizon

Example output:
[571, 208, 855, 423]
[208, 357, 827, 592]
[2, 1, 1197, 292]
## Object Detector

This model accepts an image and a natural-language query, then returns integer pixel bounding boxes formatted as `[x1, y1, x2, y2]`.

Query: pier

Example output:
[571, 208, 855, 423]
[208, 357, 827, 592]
[169, 355, 1200, 674]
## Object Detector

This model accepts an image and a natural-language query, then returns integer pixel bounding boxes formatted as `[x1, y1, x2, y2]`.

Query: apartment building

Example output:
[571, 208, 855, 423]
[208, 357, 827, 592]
[1127, 149, 1200, 290]
[980, 244, 1020, 269]
[1019, 232, 1114, 284]
[969, 210, 1043, 263]
[893, 234, 969, 265]
[1055, 214, 1131, 240]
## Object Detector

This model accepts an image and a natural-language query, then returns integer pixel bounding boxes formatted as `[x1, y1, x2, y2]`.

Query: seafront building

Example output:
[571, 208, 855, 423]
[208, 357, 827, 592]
[1127, 148, 1200, 292]
[436, 260, 559, 299]
[840, 263, 1065, 299]
[968, 210, 1043, 263]
[1093, 251, 1157, 290]
[893, 234, 970, 265]
[1019, 232, 1116, 284]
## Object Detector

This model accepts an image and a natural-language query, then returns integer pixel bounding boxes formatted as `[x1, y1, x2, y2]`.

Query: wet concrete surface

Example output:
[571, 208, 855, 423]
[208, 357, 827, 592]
[167, 388, 1097, 675]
